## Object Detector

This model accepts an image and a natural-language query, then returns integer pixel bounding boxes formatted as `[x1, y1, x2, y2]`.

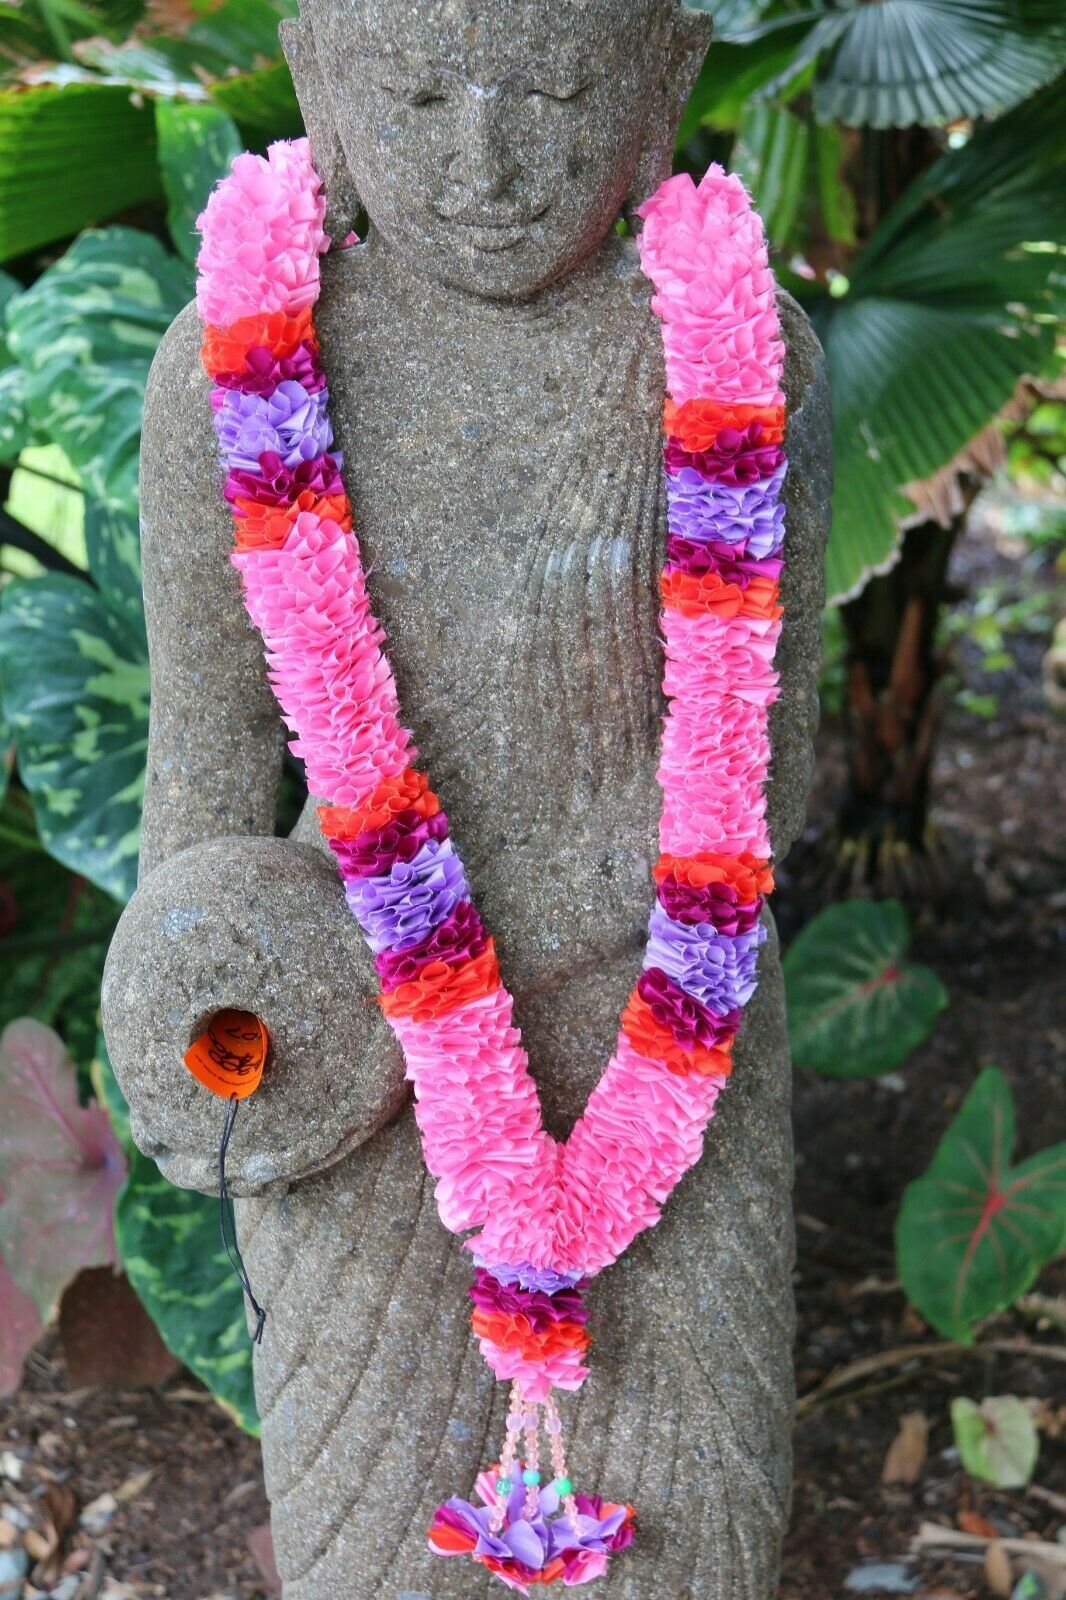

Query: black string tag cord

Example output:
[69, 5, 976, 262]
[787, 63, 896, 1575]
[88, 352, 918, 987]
[219, 1094, 267, 1345]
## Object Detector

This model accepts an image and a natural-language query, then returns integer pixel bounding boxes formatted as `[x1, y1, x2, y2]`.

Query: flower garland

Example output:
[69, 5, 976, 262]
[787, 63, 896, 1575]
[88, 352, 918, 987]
[196, 139, 786, 1593]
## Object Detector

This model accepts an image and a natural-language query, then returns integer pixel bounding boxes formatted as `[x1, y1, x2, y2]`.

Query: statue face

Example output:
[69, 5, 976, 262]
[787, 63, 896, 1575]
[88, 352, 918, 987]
[304, 0, 671, 299]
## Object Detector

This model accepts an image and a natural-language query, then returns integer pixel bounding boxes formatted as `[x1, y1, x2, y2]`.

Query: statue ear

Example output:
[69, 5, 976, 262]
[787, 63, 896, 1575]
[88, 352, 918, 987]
[279, 15, 361, 242]
[626, 10, 713, 215]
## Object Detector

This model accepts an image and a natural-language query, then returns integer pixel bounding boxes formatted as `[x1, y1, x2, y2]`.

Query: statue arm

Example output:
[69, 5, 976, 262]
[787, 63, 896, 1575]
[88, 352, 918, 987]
[101, 303, 407, 1197]
[767, 290, 832, 862]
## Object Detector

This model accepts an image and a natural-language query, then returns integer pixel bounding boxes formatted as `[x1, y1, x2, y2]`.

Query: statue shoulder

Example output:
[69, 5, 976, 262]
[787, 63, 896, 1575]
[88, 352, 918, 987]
[777, 288, 830, 421]
[777, 286, 833, 566]
[140, 299, 231, 572]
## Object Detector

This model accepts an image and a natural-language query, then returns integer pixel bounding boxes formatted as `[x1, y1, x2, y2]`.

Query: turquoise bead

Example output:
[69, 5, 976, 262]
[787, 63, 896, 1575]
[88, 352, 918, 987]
[496, 1477, 513, 1496]
[554, 1476, 573, 1496]
[522, 1469, 541, 1487]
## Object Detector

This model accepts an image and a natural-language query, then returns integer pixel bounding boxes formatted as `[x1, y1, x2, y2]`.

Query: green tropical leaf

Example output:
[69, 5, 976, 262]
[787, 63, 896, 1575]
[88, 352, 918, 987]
[156, 100, 243, 264]
[795, 1, 1066, 129]
[83, 499, 144, 628]
[209, 57, 302, 133]
[0, 574, 148, 902]
[0, 83, 161, 260]
[0, 269, 34, 464]
[5, 227, 191, 516]
[115, 1145, 259, 1434]
[807, 83, 1064, 601]
[896, 1067, 1066, 1342]
[783, 899, 948, 1077]
[4, 445, 86, 576]
[731, 102, 810, 248]
[0, 788, 117, 1072]
[951, 1395, 1040, 1488]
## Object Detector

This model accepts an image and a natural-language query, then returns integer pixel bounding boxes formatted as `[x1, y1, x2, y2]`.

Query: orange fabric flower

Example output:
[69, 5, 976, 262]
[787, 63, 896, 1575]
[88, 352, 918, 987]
[233, 490, 352, 551]
[654, 851, 774, 901]
[429, 1524, 475, 1555]
[471, 1309, 592, 1360]
[664, 397, 785, 452]
[661, 568, 781, 622]
[621, 991, 735, 1078]
[379, 945, 501, 1021]
[201, 307, 316, 379]
[319, 770, 439, 840]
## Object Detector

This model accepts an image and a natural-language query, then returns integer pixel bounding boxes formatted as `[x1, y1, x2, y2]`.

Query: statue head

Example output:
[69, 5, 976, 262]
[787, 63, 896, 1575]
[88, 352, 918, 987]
[281, 0, 709, 301]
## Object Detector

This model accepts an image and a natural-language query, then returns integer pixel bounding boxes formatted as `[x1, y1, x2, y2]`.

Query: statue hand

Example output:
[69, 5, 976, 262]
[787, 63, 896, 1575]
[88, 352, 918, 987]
[101, 835, 407, 1197]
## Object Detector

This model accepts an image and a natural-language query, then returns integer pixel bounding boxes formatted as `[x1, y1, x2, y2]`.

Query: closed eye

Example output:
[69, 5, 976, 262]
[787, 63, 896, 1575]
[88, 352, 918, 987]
[528, 80, 590, 103]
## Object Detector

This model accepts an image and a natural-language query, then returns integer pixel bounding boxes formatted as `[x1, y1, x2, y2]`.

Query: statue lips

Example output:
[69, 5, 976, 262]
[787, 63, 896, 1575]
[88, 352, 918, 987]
[435, 202, 551, 252]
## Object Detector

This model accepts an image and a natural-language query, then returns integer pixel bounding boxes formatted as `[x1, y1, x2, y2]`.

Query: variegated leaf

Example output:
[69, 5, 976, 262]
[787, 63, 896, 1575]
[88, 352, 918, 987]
[0, 575, 149, 902]
[5, 227, 191, 517]
[116, 1144, 259, 1435]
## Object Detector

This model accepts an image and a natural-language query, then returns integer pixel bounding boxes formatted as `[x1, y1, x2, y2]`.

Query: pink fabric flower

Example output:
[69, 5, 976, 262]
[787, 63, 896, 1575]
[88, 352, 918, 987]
[637, 166, 784, 407]
[196, 140, 328, 327]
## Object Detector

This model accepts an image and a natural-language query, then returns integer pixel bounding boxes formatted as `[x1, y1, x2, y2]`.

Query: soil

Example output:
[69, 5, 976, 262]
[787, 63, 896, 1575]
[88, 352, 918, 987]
[2, 506, 1063, 1599]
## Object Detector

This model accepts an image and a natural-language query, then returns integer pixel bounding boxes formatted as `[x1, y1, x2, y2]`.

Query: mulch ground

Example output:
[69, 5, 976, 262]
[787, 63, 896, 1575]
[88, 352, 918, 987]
[2, 504, 1063, 1599]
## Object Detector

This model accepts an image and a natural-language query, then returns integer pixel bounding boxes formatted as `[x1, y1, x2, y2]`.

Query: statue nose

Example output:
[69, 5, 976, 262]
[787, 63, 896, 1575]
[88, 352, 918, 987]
[447, 92, 520, 201]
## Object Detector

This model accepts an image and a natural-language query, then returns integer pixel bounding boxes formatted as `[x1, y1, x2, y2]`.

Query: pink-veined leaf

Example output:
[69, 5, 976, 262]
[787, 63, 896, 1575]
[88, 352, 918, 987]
[0, 1245, 43, 1396]
[895, 1067, 1066, 1343]
[0, 1019, 126, 1316]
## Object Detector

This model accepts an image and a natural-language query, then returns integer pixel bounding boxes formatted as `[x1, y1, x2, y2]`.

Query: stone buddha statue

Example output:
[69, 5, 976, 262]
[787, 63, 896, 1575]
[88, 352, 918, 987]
[102, 0, 831, 1594]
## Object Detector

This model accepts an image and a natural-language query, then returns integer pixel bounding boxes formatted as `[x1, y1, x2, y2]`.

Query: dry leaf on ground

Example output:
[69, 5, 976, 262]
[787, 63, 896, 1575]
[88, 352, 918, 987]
[882, 1411, 929, 1485]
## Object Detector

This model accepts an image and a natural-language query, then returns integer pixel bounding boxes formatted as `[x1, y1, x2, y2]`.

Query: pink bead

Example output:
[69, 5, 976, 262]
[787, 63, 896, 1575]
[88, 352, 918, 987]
[546, 1416, 562, 1436]
[506, 1412, 523, 1431]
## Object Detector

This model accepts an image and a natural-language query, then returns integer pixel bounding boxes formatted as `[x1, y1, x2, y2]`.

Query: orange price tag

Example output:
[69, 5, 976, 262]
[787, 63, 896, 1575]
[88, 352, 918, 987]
[184, 1009, 269, 1101]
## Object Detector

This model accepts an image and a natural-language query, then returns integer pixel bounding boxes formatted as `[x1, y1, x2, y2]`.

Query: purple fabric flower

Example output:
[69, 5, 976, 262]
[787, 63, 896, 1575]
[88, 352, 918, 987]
[666, 535, 784, 586]
[657, 876, 762, 935]
[344, 838, 469, 953]
[375, 899, 488, 991]
[472, 1258, 585, 1295]
[666, 463, 785, 557]
[645, 908, 766, 1014]
[214, 340, 326, 396]
[214, 379, 333, 472]
[469, 1269, 590, 1329]
[431, 1469, 634, 1588]
[666, 426, 784, 488]
[635, 967, 739, 1050]
[330, 808, 449, 880]
[224, 451, 345, 508]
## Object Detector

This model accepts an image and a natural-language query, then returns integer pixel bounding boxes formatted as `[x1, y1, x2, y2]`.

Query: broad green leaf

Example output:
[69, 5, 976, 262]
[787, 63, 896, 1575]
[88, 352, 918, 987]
[896, 1067, 1066, 1342]
[806, 84, 1064, 602]
[156, 100, 243, 264]
[783, 900, 947, 1077]
[0, 788, 117, 1072]
[0, 574, 149, 902]
[0, 83, 161, 260]
[951, 1396, 1039, 1488]
[678, 33, 805, 143]
[731, 102, 809, 249]
[4, 444, 87, 576]
[83, 500, 144, 629]
[209, 57, 302, 134]
[0, 1018, 125, 1315]
[812, 122, 856, 248]
[0, 269, 34, 464]
[116, 1146, 259, 1434]
[798, 1, 1066, 129]
[6, 228, 191, 518]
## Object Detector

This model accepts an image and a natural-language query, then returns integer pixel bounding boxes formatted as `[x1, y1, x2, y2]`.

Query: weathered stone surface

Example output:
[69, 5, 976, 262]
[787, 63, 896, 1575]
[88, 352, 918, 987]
[102, 3, 831, 1594]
